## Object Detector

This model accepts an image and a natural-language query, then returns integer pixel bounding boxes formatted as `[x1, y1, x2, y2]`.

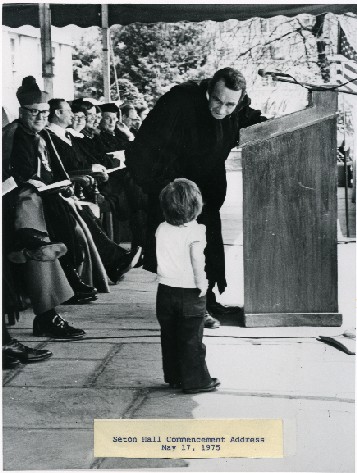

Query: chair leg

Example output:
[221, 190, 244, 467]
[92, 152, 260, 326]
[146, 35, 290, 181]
[101, 211, 114, 241]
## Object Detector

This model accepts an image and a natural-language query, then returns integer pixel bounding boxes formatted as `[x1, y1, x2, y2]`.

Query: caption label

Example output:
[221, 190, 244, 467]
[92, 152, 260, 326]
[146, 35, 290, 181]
[94, 418, 283, 458]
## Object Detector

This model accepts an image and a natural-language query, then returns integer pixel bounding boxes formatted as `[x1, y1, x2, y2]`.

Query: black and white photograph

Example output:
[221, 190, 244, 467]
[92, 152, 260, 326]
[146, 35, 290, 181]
[2, 2, 356, 472]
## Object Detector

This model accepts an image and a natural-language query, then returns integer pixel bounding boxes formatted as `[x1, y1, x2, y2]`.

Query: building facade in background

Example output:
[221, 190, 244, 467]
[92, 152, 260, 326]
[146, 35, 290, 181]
[2, 25, 74, 122]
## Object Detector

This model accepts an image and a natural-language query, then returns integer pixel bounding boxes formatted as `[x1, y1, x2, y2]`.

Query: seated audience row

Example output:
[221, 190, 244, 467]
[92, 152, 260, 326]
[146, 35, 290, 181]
[2, 76, 146, 367]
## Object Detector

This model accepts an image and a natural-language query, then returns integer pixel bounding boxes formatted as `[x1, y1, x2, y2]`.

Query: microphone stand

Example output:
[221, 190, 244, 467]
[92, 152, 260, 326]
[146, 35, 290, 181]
[272, 76, 357, 96]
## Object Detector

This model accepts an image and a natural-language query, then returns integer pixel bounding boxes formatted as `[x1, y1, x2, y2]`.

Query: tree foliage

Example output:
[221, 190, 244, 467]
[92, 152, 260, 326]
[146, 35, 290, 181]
[72, 31, 104, 98]
[110, 22, 215, 106]
[72, 15, 334, 109]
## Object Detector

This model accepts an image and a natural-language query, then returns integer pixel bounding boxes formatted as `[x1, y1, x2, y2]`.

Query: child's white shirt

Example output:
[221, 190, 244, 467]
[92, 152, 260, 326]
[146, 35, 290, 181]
[156, 220, 207, 288]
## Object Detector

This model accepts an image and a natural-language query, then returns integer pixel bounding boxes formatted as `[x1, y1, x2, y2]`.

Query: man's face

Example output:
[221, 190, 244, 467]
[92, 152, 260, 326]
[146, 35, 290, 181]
[19, 102, 50, 133]
[100, 111, 118, 132]
[85, 106, 97, 130]
[208, 79, 242, 120]
[122, 108, 140, 130]
[56, 101, 73, 128]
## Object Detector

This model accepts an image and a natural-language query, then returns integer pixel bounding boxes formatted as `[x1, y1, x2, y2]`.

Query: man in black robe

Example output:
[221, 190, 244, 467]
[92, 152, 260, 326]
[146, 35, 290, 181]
[126, 68, 267, 327]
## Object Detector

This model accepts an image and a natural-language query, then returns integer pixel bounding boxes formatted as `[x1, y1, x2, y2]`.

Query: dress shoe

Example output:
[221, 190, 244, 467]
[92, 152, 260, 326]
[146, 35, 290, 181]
[14, 228, 55, 250]
[9, 228, 67, 263]
[33, 314, 86, 339]
[70, 280, 97, 298]
[206, 291, 243, 316]
[8, 243, 67, 264]
[62, 294, 98, 305]
[107, 246, 142, 284]
[207, 300, 243, 316]
[2, 352, 21, 369]
[3, 339, 52, 363]
[183, 378, 221, 394]
[60, 262, 97, 297]
[204, 312, 220, 329]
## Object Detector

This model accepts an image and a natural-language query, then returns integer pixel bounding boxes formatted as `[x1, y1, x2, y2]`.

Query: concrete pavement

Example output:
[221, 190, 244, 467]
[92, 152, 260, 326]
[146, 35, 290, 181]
[2, 238, 355, 472]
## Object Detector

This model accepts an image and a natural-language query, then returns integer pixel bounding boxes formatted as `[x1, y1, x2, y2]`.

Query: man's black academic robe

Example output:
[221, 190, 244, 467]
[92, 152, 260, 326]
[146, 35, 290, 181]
[126, 79, 266, 292]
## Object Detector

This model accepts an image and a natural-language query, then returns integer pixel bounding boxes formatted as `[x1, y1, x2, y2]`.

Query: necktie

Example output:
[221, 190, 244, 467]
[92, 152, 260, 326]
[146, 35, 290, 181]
[65, 131, 72, 144]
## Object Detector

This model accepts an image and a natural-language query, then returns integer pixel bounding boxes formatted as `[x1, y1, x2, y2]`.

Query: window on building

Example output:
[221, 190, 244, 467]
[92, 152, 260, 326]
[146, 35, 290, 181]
[10, 36, 17, 82]
[52, 46, 56, 76]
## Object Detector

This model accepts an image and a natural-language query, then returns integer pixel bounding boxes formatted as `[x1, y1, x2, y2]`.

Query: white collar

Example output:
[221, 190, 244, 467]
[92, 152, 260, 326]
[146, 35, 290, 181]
[47, 122, 72, 145]
[66, 128, 84, 138]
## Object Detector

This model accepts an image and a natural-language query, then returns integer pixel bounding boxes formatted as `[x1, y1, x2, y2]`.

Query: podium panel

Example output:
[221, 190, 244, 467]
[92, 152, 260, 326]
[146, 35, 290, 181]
[240, 91, 342, 327]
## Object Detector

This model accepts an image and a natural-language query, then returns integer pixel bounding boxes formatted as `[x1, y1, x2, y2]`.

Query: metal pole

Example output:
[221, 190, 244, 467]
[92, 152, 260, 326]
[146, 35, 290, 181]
[101, 4, 110, 101]
[110, 39, 120, 102]
[39, 3, 53, 98]
[342, 63, 350, 237]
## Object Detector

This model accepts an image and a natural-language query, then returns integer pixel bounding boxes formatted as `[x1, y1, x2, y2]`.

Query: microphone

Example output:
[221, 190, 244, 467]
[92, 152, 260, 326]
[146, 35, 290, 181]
[258, 69, 292, 78]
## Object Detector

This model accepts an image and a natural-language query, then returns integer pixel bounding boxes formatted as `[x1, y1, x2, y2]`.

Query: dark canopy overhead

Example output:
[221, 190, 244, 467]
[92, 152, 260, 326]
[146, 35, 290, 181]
[3, 3, 357, 28]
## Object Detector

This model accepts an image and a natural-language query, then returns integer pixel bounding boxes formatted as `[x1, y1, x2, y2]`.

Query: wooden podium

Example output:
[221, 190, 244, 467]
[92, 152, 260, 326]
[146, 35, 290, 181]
[240, 91, 342, 327]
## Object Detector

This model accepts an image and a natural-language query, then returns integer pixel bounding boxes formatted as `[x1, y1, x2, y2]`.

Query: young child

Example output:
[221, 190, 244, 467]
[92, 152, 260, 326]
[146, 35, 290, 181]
[156, 178, 220, 394]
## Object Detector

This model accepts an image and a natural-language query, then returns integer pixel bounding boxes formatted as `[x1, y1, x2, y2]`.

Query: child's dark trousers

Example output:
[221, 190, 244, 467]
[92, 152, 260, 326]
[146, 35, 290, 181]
[156, 283, 212, 390]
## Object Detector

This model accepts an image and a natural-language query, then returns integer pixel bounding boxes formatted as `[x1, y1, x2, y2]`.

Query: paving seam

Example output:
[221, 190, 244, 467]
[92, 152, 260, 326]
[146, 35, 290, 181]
[2, 385, 354, 402]
[83, 344, 125, 387]
[201, 390, 355, 403]
[90, 457, 106, 469]
[122, 388, 150, 419]
[88, 389, 150, 469]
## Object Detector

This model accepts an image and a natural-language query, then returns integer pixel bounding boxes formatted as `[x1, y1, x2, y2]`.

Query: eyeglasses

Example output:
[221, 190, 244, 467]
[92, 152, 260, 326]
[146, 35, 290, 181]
[73, 115, 86, 121]
[21, 106, 50, 118]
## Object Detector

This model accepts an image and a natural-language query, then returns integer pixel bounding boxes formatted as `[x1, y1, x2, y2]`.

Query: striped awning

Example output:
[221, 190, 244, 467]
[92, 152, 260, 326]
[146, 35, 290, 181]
[3, 3, 357, 28]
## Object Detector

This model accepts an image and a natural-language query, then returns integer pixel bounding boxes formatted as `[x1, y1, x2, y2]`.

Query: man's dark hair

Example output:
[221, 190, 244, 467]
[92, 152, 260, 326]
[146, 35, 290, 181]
[48, 98, 66, 121]
[120, 103, 135, 118]
[208, 68, 246, 97]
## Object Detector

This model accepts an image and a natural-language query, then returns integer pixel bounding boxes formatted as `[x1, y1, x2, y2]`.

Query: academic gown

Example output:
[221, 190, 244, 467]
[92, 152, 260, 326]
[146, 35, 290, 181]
[2, 121, 74, 311]
[73, 130, 119, 170]
[3, 121, 109, 294]
[125, 79, 267, 292]
[97, 129, 148, 247]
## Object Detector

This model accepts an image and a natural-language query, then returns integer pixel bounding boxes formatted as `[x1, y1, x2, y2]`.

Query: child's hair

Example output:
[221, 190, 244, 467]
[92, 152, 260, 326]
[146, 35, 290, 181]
[159, 178, 202, 226]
